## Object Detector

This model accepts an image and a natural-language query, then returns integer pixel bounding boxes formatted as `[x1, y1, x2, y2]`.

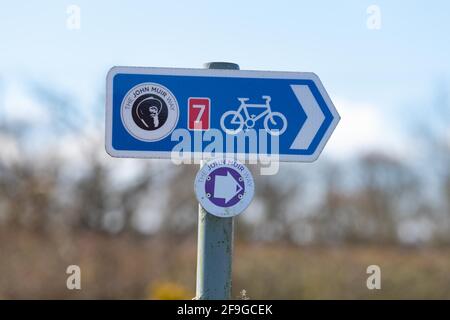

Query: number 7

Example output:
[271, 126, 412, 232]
[193, 104, 206, 123]
[188, 98, 210, 130]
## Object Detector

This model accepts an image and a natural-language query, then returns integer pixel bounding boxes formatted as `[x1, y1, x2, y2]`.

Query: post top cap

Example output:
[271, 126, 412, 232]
[204, 62, 240, 70]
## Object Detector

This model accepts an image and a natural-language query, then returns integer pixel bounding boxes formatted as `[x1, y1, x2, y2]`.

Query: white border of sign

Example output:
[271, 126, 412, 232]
[106, 66, 340, 162]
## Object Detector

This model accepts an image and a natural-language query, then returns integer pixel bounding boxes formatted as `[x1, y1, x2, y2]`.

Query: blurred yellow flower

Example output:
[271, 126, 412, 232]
[148, 281, 191, 300]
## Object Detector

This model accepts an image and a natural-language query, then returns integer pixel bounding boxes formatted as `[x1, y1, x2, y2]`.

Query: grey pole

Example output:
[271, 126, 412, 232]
[195, 62, 240, 300]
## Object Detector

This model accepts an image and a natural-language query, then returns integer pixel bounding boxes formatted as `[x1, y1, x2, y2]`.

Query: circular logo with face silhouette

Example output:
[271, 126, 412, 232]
[121, 83, 179, 142]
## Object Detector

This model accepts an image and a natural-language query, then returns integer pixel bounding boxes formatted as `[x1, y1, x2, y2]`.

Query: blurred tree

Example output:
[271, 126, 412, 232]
[313, 154, 420, 245]
[252, 166, 302, 243]
[355, 153, 420, 244]
[408, 81, 450, 244]
[159, 164, 198, 237]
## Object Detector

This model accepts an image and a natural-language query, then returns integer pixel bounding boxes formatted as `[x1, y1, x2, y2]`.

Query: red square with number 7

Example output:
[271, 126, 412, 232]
[188, 97, 210, 130]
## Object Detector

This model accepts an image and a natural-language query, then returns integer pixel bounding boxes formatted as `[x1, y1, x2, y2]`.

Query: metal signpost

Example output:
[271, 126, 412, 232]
[195, 63, 247, 300]
[105, 62, 340, 300]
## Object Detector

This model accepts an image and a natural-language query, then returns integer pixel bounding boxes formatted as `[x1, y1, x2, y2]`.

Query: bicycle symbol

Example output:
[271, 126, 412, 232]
[220, 96, 287, 135]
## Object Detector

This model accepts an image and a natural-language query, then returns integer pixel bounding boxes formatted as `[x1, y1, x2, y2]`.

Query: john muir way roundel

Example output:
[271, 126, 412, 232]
[194, 158, 254, 218]
[121, 82, 179, 142]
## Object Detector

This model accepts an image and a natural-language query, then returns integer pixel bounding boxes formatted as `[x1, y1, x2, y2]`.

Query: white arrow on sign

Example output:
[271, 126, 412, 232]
[289, 84, 326, 150]
[213, 172, 243, 204]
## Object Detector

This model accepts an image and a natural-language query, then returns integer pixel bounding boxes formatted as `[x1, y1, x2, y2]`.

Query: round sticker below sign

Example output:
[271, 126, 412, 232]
[194, 158, 255, 218]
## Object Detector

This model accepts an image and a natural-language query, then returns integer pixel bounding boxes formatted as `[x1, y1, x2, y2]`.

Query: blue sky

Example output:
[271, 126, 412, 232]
[0, 0, 449, 158]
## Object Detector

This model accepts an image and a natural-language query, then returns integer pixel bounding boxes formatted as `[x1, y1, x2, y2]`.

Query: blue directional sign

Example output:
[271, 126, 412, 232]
[106, 66, 339, 162]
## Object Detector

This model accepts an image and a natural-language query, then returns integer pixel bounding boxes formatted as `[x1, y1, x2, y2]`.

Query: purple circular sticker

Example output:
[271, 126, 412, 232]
[204, 167, 245, 207]
[194, 158, 255, 218]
